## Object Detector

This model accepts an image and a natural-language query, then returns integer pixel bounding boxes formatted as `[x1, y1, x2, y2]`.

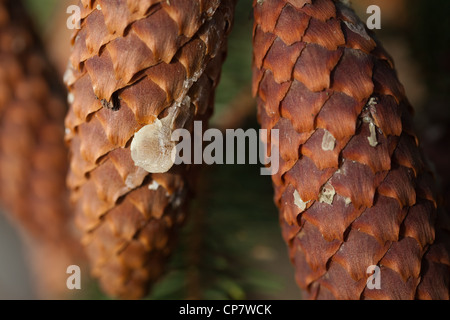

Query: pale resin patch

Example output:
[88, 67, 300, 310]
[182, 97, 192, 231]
[319, 182, 335, 205]
[344, 196, 352, 206]
[368, 122, 378, 147]
[293, 190, 307, 212]
[322, 130, 336, 151]
[182, 70, 203, 91]
[367, 97, 378, 107]
[125, 174, 137, 189]
[148, 180, 160, 191]
[362, 105, 379, 148]
[67, 92, 74, 104]
[131, 117, 176, 174]
[63, 64, 76, 86]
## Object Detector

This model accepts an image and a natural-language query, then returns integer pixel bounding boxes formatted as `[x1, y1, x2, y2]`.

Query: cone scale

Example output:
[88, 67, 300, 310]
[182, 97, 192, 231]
[252, 0, 450, 299]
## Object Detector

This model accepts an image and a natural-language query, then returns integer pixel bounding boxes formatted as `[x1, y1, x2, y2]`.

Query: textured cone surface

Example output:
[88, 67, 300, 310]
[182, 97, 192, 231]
[253, 0, 450, 299]
[65, 0, 234, 298]
[0, 0, 82, 297]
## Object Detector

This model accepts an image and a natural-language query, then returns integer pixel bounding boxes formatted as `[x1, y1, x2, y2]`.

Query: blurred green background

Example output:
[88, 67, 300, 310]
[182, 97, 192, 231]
[0, 0, 449, 300]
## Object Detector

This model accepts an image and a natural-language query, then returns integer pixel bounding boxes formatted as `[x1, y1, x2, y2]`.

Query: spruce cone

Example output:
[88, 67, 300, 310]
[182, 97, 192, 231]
[64, 0, 234, 298]
[0, 0, 82, 297]
[253, 0, 450, 299]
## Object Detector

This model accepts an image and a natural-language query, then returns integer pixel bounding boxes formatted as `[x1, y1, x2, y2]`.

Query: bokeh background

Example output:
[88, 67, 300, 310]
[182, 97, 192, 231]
[0, 0, 449, 299]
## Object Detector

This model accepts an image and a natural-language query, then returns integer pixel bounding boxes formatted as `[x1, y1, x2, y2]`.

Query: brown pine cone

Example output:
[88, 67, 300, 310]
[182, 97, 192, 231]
[253, 0, 450, 299]
[0, 0, 82, 297]
[64, 0, 235, 299]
